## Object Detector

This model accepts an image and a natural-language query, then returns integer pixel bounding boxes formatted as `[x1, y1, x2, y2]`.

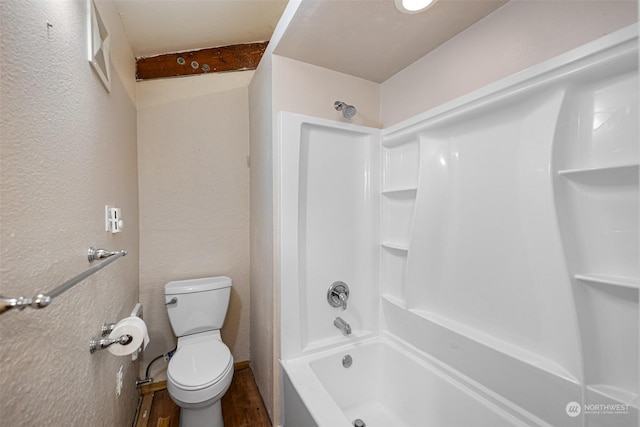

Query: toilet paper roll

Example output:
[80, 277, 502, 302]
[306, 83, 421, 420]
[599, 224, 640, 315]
[108, 316, 150, 356]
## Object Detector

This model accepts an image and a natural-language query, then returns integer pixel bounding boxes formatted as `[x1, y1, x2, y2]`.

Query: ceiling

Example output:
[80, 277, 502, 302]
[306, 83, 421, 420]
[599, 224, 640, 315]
[274, 0, 507, 83]
[112, 0, 288, 58]
[113, 0, 507, 83]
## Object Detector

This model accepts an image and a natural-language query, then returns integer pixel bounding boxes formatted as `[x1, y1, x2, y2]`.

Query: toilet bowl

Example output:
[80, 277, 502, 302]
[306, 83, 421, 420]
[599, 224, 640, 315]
[164, 277, 234, 427]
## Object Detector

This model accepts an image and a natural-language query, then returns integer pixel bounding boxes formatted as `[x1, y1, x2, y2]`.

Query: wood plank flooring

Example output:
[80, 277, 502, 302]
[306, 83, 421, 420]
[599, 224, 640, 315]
[136, 367, 271, 427]
[221, 368, 272, 427]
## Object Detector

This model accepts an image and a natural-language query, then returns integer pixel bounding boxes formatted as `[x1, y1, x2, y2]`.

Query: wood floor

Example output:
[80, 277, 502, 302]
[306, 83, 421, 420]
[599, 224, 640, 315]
[136, 367, 271, 427]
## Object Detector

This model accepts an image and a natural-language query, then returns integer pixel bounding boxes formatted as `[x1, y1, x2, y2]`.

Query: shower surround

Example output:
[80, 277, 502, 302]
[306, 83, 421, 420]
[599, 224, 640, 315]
[279, 26, 638, 427]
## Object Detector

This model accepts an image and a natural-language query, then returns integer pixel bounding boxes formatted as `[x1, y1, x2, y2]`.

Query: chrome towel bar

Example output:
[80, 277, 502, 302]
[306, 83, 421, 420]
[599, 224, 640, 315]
[0, 247, 127, 315]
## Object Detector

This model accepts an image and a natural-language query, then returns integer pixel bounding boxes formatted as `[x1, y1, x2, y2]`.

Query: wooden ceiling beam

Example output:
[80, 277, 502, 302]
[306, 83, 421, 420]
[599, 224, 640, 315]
[136, 41, 268, 81]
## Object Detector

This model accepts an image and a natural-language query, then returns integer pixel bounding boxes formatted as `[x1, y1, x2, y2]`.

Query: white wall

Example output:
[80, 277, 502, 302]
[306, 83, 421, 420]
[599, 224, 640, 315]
[249, 53, 278, 422]
[137, 71, 253, 380]
[273, 56, 380, 128]
[248, 4, 304, 424]
[381, 0, 639, 127]
[0, 1, 139, 425]
[248, 49, 381, 425]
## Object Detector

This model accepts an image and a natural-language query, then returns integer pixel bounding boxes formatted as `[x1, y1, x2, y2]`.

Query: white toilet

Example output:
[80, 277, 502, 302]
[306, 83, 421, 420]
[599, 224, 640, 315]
[164, 276, 234, 427]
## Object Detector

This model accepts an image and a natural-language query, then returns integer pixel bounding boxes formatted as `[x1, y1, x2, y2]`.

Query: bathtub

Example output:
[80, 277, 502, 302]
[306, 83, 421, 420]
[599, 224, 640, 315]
[281, 335, 541, 427]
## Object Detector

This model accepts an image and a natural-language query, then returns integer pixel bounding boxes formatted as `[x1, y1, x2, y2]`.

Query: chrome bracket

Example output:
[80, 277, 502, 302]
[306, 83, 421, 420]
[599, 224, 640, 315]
[0, 294, 51, 314]
[101, 322, 116, 337]
[89, 334, 133, 354]
[88, 247, 123, 262]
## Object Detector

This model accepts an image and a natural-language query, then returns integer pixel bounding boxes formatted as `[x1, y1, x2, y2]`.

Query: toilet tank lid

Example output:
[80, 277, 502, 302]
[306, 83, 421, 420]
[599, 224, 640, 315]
[165, 276, 232, 294]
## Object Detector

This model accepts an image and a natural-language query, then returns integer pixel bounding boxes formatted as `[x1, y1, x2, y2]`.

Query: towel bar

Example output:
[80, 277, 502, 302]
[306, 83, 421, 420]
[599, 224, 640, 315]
[0, 247, 127, 315]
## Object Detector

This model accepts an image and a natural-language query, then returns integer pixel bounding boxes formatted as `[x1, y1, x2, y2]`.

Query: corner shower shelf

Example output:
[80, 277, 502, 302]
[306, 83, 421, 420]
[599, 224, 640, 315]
[557, 163, 639, 184]
[381, 242, 409, 252]
[382, 187, 418, 196]
[575, 273, 640, 291]
[381, 293, 407, 308]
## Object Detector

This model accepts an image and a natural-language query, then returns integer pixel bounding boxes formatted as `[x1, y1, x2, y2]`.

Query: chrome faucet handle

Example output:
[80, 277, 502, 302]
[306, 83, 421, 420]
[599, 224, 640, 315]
[338, 292, 348, 310]
[327, 281, 349, 310]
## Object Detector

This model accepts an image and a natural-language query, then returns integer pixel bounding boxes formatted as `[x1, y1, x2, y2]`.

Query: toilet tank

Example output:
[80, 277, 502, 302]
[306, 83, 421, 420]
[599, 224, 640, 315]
[164, 276, 232, 337]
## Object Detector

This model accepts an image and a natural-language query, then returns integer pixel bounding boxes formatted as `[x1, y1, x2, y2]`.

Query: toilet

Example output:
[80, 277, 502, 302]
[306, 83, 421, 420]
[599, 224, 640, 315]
[164, 276, 234, 427]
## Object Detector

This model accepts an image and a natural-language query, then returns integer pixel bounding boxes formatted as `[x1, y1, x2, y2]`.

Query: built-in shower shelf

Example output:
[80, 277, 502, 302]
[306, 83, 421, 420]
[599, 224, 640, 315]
[587, 384, 640, 408]
[382, 187, 418, 196]
[381, 242, 409, 252]
[382, 131, 419, 148]
[383, 297, 581, 383]
[381, 293, 407, 308]
[575, 273, 640, 290]
[558, 163, 639, 185]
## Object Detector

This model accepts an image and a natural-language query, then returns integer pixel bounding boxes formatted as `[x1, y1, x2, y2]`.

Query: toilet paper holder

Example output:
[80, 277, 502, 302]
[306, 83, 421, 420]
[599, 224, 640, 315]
[89, 334, 133, 354]
[101, 322, 116, 336]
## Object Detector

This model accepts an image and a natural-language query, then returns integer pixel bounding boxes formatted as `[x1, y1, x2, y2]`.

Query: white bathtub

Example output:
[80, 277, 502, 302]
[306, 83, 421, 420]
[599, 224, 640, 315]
[282, 336, 539, 427]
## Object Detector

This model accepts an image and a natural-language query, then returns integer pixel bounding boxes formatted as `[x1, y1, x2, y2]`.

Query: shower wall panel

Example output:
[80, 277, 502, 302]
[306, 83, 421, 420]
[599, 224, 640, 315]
[407, 91, 579, 372]
[553, 58, 639, 427]
[278, 26, 638, 427]
[381, 26, 638, 426]
[280, 114, 380, 360]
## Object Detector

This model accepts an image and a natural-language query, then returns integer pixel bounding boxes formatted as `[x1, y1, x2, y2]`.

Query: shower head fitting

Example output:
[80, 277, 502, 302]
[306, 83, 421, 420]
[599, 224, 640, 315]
[334, 101, 356, 119]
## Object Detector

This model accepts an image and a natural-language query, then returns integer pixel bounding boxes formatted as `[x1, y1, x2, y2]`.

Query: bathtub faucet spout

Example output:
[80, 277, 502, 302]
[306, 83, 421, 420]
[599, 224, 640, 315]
[334, 316, 351, 335]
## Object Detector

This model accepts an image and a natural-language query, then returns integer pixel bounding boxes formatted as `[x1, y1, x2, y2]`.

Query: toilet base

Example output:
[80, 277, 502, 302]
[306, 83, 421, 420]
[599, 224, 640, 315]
[179, 399, 223, 427]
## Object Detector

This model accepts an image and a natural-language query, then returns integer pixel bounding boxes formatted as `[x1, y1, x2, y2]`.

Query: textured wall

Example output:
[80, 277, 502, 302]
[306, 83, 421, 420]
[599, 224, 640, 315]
[137, 72, 252, 381]
[0, 1, 139, 426]
[381, 0, 639, 127]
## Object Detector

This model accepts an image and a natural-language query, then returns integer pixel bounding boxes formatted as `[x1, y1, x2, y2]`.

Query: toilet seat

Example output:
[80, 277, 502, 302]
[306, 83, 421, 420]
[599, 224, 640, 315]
[168, 339, 232, 391]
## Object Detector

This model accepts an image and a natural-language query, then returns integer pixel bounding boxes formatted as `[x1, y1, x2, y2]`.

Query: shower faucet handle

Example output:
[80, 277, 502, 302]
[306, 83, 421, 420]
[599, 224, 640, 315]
[327, 281, 350, 310]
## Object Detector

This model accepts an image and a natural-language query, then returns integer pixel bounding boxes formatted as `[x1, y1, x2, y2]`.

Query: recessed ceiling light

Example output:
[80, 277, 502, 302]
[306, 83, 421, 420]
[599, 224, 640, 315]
[395, 0, 436, 14]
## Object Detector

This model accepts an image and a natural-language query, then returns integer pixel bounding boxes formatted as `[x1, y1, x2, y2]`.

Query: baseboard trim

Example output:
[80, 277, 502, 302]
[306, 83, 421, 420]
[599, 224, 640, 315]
[140, 380, 167, 395]
[234, 360, 250, 371]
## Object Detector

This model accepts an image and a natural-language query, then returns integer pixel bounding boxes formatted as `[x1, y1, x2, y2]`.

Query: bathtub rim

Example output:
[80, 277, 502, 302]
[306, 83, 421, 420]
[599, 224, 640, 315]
[281, 332, 550, 427]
